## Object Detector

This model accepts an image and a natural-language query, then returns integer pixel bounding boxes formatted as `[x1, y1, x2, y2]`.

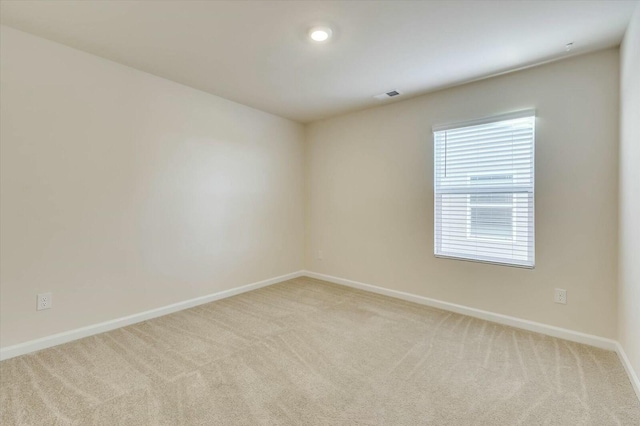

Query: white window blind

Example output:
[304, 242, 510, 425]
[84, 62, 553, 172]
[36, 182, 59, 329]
[433, 110, 535, 268]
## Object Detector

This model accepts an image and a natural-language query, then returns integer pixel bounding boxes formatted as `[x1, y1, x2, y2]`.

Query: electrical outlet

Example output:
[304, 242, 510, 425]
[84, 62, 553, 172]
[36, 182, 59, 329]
[317, 250, 324, 260]
[37, 293, 52, 311]
[554, 288, 567, 304]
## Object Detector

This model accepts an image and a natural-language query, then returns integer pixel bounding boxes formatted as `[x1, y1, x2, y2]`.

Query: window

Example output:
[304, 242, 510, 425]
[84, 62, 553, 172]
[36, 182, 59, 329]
[469, 175, 514, 241]
[433, 110, 535, 268]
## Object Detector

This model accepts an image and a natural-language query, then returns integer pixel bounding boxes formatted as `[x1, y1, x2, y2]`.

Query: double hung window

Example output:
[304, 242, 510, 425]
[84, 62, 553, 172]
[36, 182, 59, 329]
[433, 111, 535, 268]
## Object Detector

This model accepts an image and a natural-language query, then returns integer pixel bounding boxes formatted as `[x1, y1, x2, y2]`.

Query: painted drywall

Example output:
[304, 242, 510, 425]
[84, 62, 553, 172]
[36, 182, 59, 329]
[0, 26, 305, 347]
[619, 4, 640, 383]
[305, 49, 620, 339]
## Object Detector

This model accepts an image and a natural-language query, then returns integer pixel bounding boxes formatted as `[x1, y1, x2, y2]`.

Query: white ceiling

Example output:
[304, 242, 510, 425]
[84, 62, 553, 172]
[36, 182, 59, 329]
[1, 1, 637, 123]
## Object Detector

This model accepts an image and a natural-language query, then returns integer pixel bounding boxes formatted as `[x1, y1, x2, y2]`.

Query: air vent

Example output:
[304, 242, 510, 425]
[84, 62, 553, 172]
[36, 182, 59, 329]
[373, 90, 403, 100]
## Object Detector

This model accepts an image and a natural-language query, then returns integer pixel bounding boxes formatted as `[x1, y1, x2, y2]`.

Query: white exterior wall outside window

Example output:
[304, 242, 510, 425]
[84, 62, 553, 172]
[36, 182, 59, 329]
[433, 110, 535, 268]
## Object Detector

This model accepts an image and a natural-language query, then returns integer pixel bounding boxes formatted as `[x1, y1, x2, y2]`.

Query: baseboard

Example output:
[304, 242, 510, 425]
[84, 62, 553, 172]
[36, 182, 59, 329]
[616, 342, 640, 401]
[302, 270, 618, 351]
[0, 270, 305, 361]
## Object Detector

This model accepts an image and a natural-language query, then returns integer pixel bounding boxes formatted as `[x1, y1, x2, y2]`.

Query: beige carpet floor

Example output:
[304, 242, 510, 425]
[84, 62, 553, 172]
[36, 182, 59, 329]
[1, 277, 639, 425]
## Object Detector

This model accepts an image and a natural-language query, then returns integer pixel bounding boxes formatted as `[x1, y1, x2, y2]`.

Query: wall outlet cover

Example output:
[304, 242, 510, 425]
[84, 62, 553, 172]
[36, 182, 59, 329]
[554, 288, 567, 304]
[37, 293, 52, 310]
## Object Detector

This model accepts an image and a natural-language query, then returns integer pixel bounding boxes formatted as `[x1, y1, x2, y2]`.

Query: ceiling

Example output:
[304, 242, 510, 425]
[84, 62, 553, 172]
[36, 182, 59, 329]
[1, 1, 637, 123]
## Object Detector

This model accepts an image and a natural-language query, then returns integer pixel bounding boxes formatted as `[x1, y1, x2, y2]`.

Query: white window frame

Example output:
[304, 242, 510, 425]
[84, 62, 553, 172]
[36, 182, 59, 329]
[433, 110, 535, 268]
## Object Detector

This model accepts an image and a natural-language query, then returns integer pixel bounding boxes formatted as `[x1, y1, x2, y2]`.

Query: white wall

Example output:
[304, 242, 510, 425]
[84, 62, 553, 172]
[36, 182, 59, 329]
[0, 26, 305, 347]
[619, 4, 640, 383]
[306, 49, 620, 339]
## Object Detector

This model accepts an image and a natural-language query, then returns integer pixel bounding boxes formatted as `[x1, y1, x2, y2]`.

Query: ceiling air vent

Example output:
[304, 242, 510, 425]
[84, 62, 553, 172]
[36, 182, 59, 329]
[373, 90, 403, 100]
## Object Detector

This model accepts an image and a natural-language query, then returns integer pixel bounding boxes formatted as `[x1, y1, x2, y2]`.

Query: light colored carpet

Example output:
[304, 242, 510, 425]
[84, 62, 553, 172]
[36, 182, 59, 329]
[1, 277, 639, 425]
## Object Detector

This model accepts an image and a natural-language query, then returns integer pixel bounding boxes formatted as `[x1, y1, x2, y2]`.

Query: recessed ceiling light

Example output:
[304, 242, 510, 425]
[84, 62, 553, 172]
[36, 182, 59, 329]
[309, 26, 332, 42]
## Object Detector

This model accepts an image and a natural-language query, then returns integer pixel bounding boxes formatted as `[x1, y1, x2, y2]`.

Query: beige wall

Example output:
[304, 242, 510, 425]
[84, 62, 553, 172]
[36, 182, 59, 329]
[619, 5, 640, 381]
[0, 26, 305, 347]
[305, 49, 620, 338]
[0, 22, 629, 351]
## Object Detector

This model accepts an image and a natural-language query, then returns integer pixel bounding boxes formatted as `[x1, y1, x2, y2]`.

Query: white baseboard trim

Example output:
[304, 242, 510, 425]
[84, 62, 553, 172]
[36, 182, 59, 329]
[302, 271, 618, 351]
[616, 342, 640, 401]
[0, 270, 305, 361]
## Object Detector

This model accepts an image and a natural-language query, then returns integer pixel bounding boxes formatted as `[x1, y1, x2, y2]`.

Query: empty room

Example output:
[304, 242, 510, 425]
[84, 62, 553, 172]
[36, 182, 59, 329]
[0, 0, 639, 424]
